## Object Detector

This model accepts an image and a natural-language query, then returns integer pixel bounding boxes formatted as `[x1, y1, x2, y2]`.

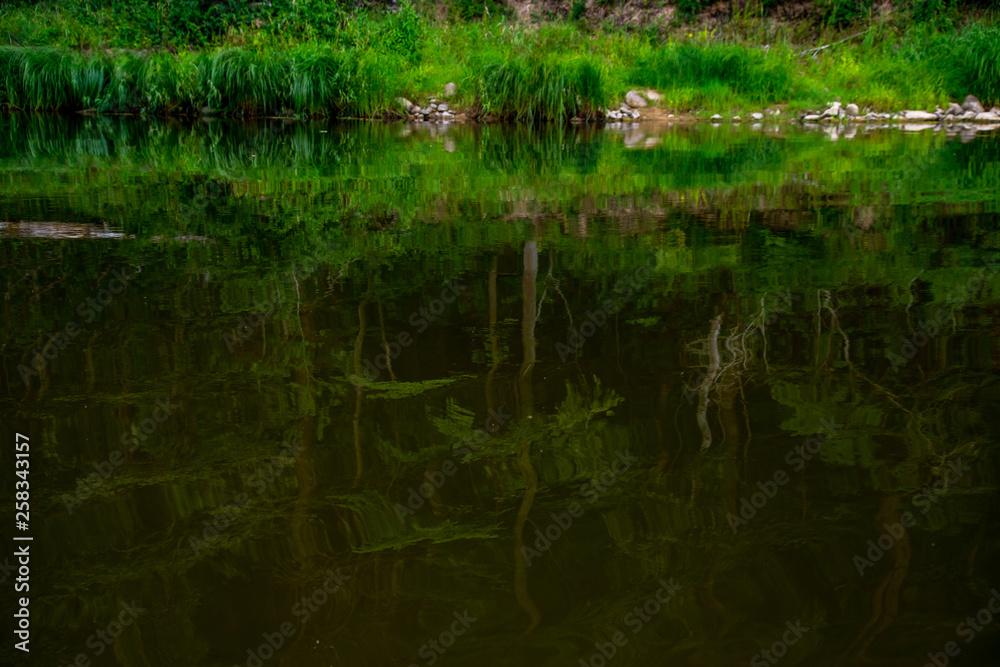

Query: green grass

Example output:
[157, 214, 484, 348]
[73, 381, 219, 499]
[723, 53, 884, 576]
[0, 44, 414, 117]
[629, 41, 796, 109]
[473, 53, 607, 121]
[0, 5, 998, 119]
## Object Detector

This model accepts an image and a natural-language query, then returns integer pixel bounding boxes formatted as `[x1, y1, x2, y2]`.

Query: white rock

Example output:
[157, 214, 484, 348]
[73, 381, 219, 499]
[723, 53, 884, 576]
[732, 115, 741, 121]
[631, 109, 640, 119]
[803, 114, 821, 121]
[751, 112, 763, 120]
[946, 102, 963, 115]
[820, 104, 841, 118]
[625, 90, 648, 108]
[845, 103, 859, 116]
[438, 103, 449, 111]
[397, 97, 413, 111]
[903, 110, 938, 121]
[710, 114, 723, 120]
[975, 112, 1000, 121]
[645, 90, 662, 102]
[962, 94, 985, 113]
[444, 82, 457, 98]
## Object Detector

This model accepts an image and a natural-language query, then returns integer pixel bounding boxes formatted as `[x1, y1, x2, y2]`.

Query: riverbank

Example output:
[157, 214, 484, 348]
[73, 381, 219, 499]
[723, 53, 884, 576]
[1, 4, 998, 121]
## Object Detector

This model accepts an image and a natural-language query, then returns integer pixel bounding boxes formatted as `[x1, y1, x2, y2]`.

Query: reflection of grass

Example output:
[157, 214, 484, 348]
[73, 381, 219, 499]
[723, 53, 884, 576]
[2, 114, 999, 248]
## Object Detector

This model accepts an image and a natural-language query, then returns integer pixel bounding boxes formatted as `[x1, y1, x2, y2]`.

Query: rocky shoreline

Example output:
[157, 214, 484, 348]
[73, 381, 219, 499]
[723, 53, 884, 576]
[792, 94, 1000, 124]
[394, 84, 1000, 128]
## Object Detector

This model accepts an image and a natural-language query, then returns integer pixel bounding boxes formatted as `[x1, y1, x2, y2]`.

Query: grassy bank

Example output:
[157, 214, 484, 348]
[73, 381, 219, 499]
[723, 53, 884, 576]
[1, 1, 998, 119]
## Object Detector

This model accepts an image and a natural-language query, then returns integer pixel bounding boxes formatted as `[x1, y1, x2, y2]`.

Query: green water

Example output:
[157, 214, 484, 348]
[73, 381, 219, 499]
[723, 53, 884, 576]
[2, 116, 1000, 667]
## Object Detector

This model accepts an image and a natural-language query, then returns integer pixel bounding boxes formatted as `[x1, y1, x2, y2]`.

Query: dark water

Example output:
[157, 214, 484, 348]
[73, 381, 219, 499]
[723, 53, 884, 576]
[2, 115, 1000, 667]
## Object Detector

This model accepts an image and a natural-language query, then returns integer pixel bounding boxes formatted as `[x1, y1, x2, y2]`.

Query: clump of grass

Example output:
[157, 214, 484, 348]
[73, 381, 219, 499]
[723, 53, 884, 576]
[473, 53, 607, 121]
[291, 45, 409, 117]
[926, 23, 1000, 103]
[1, 47, 72, 110]
[290, 45, 347, 114]
[206, 49, 292, 114]
[103, 51, 203, 114]
[629, 41, 795, 110]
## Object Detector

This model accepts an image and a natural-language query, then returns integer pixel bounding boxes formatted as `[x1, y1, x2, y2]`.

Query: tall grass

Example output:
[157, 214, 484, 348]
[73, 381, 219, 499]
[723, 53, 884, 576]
[1, 19, 998, 119]
[924, 23, 1000, 102]
[473, 54, 607, 121]
[207, 49, 292, 114]
[0, 45, 410, 117]
[629, 41, 795, 109]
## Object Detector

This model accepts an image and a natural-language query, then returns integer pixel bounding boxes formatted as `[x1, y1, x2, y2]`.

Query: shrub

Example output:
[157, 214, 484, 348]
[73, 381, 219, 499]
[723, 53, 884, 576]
[379, 1, 424, 64]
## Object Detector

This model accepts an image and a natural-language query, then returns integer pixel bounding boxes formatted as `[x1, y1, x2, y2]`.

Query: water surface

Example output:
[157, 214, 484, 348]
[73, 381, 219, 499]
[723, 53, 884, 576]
[2, 116, 1000, 666]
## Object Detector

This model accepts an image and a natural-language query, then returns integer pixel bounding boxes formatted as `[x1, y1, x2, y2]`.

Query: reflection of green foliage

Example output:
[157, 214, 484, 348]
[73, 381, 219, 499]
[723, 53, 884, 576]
[549, 377, 623, 434]
[7, 119, 1000, 666]
[359, 377, 464, 400]
[351, 519, 504, 553]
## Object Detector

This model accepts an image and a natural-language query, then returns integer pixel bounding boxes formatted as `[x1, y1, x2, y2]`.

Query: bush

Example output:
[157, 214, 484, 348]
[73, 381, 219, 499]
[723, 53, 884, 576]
[816, 0, 875, 28]
[379, 1, 424, 64]
[908, 0, 957, 22]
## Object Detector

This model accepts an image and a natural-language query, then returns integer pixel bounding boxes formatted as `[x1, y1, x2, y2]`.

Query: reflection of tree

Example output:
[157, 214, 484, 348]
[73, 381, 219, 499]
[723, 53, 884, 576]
[514, 241, 542, 637]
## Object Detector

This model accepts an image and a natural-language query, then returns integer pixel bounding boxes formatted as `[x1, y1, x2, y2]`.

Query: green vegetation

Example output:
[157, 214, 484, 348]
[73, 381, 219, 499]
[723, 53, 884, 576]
[0, 1, 998, 119]
[630, 40, 795, 108]
[475, 53, 607, 120]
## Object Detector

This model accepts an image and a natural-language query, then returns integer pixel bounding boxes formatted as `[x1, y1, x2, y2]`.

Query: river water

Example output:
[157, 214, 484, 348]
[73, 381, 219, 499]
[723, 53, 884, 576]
[1, 116, 1000, 666]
